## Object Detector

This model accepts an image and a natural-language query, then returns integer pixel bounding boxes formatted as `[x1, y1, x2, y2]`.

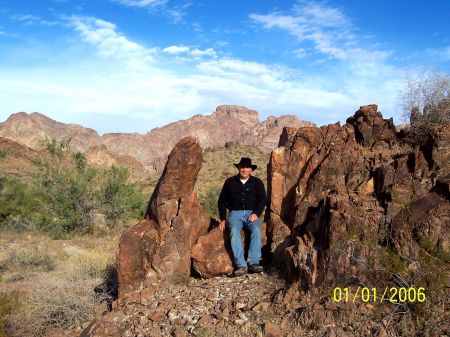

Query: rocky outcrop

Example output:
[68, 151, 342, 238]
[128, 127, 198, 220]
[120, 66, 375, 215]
[392, 173, 450, 259]
[267, 104, 450, 290]
[46, 104, 449, 337]
[116, 137, 210, 297]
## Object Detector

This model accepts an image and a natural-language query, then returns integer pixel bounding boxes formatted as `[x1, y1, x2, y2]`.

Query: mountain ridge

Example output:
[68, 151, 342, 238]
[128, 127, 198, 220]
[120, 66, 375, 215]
[0, 105, 314, 173]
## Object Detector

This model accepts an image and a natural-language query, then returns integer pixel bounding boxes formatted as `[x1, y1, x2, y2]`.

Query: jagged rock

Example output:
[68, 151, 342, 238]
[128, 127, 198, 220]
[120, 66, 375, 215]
[117, 137, 210, 297]
[267, 104, 450, 291]
[346, 104, 396, 148]
[191, 223, 267, 278]
[392, 174, 450, 258]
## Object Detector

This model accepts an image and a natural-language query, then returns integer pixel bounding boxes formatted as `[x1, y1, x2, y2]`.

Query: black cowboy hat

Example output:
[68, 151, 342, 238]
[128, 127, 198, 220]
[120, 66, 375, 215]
[234, 157, 257, 170]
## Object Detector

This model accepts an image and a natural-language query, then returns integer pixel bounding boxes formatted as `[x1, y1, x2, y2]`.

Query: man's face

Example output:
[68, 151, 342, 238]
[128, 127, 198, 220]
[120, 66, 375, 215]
[238, 165, 252, 179]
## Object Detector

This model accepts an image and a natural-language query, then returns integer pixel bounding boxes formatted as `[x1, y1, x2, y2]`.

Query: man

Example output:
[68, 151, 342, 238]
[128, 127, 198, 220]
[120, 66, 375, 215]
[218, 157, 267, 276]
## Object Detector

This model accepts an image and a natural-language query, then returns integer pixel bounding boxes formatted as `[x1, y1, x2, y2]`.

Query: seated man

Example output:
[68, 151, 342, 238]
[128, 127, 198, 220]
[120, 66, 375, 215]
[218, 157, 267, 276]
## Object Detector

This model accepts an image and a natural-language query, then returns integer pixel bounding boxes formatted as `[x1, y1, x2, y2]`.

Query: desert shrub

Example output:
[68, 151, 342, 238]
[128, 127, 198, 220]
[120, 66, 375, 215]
[26, 138, 146, 237]
[400, 69, 450, 144]
[97, 165, 146, 221]
[0, 291, 20, 337]
[32, 140, 97, 236]
[199, 186, 222, 219]
[0, 150, 6, 159]
[11, 278, 110, 337]
[0, 178, 39, 231]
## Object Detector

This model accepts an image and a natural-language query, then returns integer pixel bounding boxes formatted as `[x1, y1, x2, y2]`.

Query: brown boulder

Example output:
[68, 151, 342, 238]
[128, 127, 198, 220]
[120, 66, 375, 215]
[191, 223, 267, 278]
[117, 137, 210, 297]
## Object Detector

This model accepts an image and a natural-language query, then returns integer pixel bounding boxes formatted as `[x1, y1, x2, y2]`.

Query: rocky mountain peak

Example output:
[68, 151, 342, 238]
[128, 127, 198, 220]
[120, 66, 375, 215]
[214, 105, 260, 126]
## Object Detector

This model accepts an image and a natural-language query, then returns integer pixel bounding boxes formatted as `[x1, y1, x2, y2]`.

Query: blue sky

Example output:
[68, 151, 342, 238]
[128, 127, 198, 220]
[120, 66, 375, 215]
[0, 0, 449, 134]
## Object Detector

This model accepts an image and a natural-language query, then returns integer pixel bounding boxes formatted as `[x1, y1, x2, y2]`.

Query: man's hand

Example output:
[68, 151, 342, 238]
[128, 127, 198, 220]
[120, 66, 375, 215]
[218, 220, 226, 231]
[248, 213, 258, 222]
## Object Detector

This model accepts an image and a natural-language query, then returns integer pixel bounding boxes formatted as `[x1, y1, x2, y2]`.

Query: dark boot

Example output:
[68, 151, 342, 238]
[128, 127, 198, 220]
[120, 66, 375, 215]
[233, 266, 248, 277]
[248, 264, 263, 273]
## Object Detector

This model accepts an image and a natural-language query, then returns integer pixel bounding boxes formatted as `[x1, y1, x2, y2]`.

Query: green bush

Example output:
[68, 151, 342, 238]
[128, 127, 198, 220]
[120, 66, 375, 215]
[0, 177, 39, 231]
[0, 138, 146, 237]
[0, 150, 6, 159]
[32, 140, 97, 236]
[97, 165, 146, 221]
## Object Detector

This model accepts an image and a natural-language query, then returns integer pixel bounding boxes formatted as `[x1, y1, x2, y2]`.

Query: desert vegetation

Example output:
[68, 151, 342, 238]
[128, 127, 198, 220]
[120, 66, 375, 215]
[0, 232, 116, 337]
[0, 139, 145, 336]
[400, 69, 450, 144]
[0, 138, 146, 238]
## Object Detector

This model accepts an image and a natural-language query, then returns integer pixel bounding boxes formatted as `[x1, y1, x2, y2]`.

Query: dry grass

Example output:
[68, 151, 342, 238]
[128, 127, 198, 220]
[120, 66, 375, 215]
[0, 246, 58, 273]
[0, 232, 119, 337]
[66, 249, 114, 281]
[0, 291, 20, 337]
[9, 277, 110, 337]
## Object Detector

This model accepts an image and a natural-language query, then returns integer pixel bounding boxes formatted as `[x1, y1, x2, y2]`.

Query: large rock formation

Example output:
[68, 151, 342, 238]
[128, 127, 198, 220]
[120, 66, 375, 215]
[116, 137, 210, 297]
[267, 104, 449, 290]
[46, 105, 449, 337]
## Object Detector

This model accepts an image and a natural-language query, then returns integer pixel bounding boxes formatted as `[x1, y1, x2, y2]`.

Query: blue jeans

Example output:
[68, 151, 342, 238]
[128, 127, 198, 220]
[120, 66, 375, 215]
[227, 210, 262, 268]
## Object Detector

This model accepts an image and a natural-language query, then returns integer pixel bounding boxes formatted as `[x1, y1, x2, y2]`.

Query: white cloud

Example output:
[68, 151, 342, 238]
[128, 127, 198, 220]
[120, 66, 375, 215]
[425, 46, 450, 61]
[166, 2, 192, 24]
[0, 14, 407, 134]
[162, 44, 217, 59]
[11, 14, 58, 26]
[293, 48, 308, 58]
[163, 45, 190, 54]
[69, 16, 157, 68]
[111, 0, 191, 24]
[250, 1, 385, 62]
[112, 0, 166, 8]
[190, 48, 216, 58]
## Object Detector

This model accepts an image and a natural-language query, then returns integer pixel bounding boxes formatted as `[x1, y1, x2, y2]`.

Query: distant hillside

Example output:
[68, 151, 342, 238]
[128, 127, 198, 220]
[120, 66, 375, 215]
[0, 137, 38, 179]
[0, 105, 313, 175]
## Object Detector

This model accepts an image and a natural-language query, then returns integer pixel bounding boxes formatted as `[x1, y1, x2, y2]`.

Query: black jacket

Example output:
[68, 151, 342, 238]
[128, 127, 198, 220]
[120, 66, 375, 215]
[218, 175, 267, 221]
